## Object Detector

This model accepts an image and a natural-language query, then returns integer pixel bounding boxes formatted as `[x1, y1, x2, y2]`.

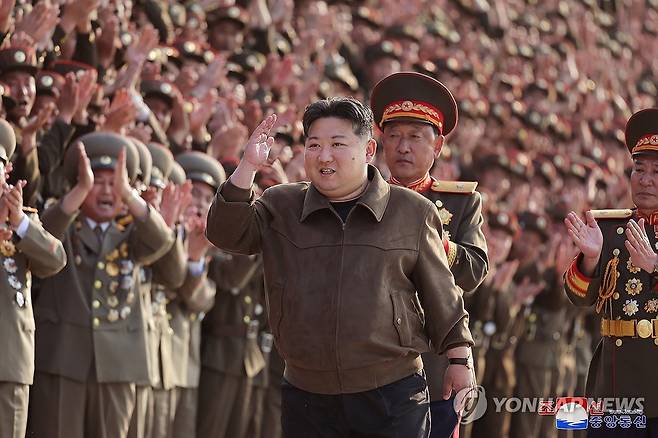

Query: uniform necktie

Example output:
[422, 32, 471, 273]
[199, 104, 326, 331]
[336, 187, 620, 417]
[94, 225, 104, 246]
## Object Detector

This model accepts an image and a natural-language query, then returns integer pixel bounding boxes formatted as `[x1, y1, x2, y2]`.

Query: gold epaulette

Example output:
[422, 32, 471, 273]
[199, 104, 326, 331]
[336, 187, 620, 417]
[116, 215, 133, 231]
[590, 209, 633, 220]
[431, 180, 478, 194]
[21, 206, 38, 214]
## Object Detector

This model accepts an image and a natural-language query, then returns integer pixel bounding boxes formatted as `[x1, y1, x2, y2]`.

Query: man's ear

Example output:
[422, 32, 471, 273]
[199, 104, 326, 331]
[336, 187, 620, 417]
[434, 134, 445, 159]
[365, 138, 377, 163]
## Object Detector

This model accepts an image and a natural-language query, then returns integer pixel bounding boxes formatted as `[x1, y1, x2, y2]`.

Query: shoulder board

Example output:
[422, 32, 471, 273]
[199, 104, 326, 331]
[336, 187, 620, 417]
[21, 206, 38, 214]
[431, 180, 478, 194]
[590, 209, 633, 220]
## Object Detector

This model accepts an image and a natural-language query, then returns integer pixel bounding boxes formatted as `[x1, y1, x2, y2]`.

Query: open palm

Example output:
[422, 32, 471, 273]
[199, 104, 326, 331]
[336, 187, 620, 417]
[564, 211, 603, 259]
[242, 115, 277, 168]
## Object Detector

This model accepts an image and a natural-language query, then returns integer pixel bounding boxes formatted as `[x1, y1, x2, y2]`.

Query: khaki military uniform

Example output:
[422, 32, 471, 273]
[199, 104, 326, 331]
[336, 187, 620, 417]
[565, 209, 658, 418]
[0, 213, 66, 438]
[28, 203, 174, 438]
[412, 180, 488, 403]
[197, 253, 266, 438]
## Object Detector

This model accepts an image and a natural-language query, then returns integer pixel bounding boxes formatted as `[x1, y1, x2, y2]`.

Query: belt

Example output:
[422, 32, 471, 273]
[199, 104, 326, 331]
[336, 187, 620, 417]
[600, 318, 658, 339]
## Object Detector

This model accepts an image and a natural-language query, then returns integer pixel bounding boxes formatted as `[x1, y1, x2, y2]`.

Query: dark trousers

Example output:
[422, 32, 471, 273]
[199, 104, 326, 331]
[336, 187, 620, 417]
[587, 417, 658, 437]
[281, 371, 430, 438]
[429, 398, 458, 438]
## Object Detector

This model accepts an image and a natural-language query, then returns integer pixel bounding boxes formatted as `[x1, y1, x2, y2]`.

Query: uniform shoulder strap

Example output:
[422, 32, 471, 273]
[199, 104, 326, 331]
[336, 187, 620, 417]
[590, 209, 633, 220]
[431, 180, 478, 194]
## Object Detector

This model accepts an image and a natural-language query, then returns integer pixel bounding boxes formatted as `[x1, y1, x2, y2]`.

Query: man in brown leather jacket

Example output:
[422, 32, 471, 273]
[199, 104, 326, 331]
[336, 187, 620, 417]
[206, 97, 474, 437]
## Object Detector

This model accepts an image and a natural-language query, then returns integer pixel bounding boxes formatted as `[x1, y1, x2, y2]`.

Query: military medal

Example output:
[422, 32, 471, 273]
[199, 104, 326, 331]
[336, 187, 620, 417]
[120, 260, 134, 275]
[120, 306, 131, 319]
[645, 299, 658, 313]
[107, 295, 119, 308]
[120, 243, 129, 258]
[15, 291, 25, 307]
[626, 279, 643, 296]
[627, 259, 641, 274]
[0, 241, 16, 257]
[121, 276, 133, 290]
[106, 249, 119, 261]
[3, 258, 16, 274]
[438, 208, 453, 226]
[8, 275, 22, 290]
[623, 299, 639, 317]
[125, 292, 135, 304]
[109, 281, 119, 294]
[106, 262, 119, 277]
[107, 309, 119, 322]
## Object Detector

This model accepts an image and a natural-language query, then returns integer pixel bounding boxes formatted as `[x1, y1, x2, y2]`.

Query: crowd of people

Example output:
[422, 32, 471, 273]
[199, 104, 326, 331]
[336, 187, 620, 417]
[0, 0, 656, 437]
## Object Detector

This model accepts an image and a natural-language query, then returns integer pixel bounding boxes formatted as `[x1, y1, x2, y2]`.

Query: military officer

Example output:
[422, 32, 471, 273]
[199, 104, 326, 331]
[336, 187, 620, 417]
[0, 118, 66, 438]
[370, 71, 488, 437]
[28, 133, 174, 438]
[564, 108, 658, 436]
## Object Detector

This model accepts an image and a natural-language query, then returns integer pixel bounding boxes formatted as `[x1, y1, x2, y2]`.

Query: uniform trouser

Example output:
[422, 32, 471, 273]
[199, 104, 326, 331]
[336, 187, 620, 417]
[196, 367, 253, 438]
[281, 371, 430, 438]
[0, 382, 28, 438]
[261, 381, 283, 438]
[247, 385, 266, 438]
[149, 387, 178, 438]
[28, 371, 136, 438]
[173, 387, 197, 438]
[127, 385, 151, 438]
[509, 365, 552, 438]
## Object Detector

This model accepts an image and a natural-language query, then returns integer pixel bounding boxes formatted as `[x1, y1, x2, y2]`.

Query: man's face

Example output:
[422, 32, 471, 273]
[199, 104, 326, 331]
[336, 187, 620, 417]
[367, 57, 401, 87]
[184, 181, 214, 219]
[33, 95, 58, 128]
[3, 71, 35, 120]
[304, 117, 375, 201]
[209, 21, 244, 52]
[631, 156, 658, 213]
[382, 121, 442, 184]
[485, 227, 513, 265]
[144, 96, 172, 131]
[81, 169, 122, 222]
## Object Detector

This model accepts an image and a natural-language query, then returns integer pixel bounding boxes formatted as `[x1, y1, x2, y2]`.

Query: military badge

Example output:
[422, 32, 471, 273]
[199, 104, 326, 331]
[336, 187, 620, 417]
[120, 243, 129, 258]
[645, 298, 658, 313]
[0, 241, 16, 257]
[121, 276, 133, 290]
[623, 299, 639, 316]
[109, 281, 119, 294]
[107, 295, 119, 308]
[8, 275, 21, 290]
[627, 259, 641, 274]
[438, 208, 453, 225]
[106, 262, 119, 277]
[106, 249, 119, 261]
[3, 258, 16, 274]
[120, 260, 134, 275]
[626, 278, 643, 296]
[125, 292, 135, 305]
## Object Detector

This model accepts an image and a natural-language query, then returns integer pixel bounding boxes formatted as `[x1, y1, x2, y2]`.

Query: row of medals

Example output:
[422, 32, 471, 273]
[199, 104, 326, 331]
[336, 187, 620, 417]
[620, 224, 658, 317]
[1, 241, 28, 308]
[97, 242, 135, 322]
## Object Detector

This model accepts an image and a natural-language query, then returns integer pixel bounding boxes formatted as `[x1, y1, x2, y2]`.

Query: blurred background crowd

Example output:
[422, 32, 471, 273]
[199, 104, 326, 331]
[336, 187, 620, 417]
[1, 0, 657, 437]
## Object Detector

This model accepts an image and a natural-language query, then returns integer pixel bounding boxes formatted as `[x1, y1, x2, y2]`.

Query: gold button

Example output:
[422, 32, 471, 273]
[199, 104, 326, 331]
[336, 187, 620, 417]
[613, 292, 620, 300]
[94, 280, 102, 289]
[528, 313, 537, 323]
[244, 296, 252, 304]
[615, 339, 622, 347]
[396, 317, 402, 325]
[167, 313, 173, 320]
[435, 200, 443, 208]
[97, 262, 105, 270]
[612, 249, 620, 256]
[92, 300, 100, 309]
[243, 315, 251, 324]
[617, 227, 624, 235]
[93, 318, 100, 327]
[654, 338, 658, 346]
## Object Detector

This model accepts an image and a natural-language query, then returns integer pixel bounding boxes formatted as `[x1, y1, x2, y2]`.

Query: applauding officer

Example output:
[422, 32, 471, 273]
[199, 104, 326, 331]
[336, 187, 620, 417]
[0, 119, 66, 438]
[564, 108, 658, 435]
[206, 98, 474, 438]
[29, 133, 174, 438]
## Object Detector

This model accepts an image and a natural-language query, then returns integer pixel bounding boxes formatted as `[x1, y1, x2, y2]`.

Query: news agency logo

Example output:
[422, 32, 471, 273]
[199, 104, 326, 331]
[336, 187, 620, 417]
[454, 385, 487, 424]
[554, 398, 589, 430]
[537, 397, 646, 431]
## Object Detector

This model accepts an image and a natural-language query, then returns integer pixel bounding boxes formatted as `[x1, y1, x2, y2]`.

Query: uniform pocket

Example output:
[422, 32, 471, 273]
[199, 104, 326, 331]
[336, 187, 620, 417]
[391, 292, 414, 347]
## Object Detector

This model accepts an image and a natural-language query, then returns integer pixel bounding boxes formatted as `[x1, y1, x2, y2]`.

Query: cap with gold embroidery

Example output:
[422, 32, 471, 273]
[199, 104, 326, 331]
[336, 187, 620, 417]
[51, 60, 95, 78]
[625, 108, 658, 158]
[370, 72, 458, 135]
[207, 5, 248, 28]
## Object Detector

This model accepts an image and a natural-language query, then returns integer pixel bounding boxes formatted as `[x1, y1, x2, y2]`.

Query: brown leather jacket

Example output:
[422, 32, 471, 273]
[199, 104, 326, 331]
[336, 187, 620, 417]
[206, 166, 473, 395]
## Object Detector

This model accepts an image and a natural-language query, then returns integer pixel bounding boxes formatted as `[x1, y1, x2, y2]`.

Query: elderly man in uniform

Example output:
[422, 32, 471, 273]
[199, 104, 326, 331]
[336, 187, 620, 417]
[0, 118, 67, 438]
[370, 72, 488, 438]
[28, 133, 174, 438]
[206, 97, 474, 437]
[564, 108, 658, 437]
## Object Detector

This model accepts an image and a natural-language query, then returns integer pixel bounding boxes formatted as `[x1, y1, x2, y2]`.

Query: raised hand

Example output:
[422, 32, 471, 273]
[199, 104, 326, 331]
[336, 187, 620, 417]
[113, 148, 131, 201]
[14, 1, 60, 50]
[242, 114, 278, 169]
[3, 179, 26, 229]
[75, 142, 94, 192]
[73, 70, 99, 124]
[57, 73, 80, 124]
[100, 89, 137, 134]
[124, 24, 158, 67]
[564, 211, 603, 260]
[59, 0, 100, 35]
[0, 0, 16, 34]
[625, 218, 658, 273]
[185, 213, 212, 262]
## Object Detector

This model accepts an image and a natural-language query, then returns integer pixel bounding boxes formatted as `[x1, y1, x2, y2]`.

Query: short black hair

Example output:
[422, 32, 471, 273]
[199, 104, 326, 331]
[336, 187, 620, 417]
[302, 97, 373, 139]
